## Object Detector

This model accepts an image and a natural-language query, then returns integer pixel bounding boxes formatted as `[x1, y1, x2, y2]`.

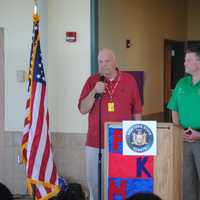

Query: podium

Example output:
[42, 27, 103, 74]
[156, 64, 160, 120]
[154, 123, 183, 200]
[104, 122, 183, 200]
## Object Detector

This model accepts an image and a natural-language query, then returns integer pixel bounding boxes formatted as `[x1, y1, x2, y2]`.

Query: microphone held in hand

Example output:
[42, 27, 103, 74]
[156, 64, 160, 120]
[95, 75, 105, 99]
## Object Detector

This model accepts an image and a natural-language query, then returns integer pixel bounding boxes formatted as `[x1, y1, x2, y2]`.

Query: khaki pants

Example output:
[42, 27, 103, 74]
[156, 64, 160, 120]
[85, 146, 104, 200]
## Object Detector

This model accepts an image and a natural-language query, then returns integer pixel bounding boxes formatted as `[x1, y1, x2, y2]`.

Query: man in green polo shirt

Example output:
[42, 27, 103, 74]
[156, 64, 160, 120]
[167, 45, 200, 200]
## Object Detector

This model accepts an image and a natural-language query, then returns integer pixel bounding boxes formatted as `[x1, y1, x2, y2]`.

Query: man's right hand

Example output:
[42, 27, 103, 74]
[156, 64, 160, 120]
[183, 128, 200, 142]
[94, 81, 106, 95]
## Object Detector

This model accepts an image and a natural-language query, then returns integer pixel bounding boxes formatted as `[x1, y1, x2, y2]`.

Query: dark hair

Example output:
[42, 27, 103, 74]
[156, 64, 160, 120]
[126, 192, 162, 200]
[0, 183, 13, 200]
[185, 43, 200, 59]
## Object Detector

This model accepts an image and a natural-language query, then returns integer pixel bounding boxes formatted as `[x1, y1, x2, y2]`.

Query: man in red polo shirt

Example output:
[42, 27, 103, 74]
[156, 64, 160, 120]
[78, 48, 142, 200]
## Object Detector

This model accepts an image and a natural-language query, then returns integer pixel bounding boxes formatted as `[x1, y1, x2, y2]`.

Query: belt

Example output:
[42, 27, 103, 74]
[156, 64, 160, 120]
[184, 128, 200, 131]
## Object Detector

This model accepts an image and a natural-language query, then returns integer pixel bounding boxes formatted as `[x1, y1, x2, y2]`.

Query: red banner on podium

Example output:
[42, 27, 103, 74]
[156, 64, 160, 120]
[105, 124, 154, 200]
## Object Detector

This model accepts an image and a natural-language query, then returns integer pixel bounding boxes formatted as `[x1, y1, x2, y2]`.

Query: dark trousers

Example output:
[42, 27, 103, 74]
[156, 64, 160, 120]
[183, 142, 200, 200]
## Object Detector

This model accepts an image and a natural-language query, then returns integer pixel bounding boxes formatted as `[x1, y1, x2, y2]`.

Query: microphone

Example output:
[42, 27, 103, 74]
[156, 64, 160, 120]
[95, 75, 105, 99]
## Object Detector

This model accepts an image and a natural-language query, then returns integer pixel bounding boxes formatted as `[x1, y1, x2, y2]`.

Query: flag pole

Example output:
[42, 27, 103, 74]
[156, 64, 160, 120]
[31, 2, 37, 199]
[32, 184, 36, 200]
[33, 0, 38, 15]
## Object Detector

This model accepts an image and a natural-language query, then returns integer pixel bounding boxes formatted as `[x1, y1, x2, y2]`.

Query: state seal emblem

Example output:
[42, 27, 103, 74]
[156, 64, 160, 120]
[126, 124, 153, 153]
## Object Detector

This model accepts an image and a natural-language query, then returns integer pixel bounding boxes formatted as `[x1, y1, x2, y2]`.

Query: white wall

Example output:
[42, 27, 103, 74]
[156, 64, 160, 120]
[0, 0, 90, 133]
[38, 0, 48, 65]
[47, 0, 90, 133]
[0, 0, 33, 131]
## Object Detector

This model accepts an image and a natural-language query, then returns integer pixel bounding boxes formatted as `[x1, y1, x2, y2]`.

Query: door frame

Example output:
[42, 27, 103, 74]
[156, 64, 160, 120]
[164, 39, 200, 109]
[90, 0, 99, 74]
[164, 39, 185, 107]
[164, 39, 173, 107]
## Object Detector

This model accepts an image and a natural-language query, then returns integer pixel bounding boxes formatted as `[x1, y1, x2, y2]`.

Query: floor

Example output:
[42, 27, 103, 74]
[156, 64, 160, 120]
[14, 194, 32, 200]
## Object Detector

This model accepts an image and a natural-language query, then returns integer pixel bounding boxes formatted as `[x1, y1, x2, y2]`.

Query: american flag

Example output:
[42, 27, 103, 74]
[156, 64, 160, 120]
[21, 13, 60, 200]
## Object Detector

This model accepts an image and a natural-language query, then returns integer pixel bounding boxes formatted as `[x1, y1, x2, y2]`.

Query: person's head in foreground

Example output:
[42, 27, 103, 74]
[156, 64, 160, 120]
[126, 192, 162, 200]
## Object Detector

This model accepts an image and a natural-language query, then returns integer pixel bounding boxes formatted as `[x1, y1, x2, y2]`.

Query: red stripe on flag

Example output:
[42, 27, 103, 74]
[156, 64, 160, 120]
[27, 83, 45, 177]
[21, 133, 29, 145]
[24, 117, 30, 126]
[47, 111, 49, 131]
[50, 163, 57, 184]
[39, 136, 50, 181]
[35, 188, 41, 199]
[22, 149, 27, 161]
[46, 187, 51, 194]
[26, 99, 30, 109]
[29, 81, 37, 124]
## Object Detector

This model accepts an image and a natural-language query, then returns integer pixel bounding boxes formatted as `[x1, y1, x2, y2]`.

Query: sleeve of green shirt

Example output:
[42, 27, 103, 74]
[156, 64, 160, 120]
[167, 86, 179, 112]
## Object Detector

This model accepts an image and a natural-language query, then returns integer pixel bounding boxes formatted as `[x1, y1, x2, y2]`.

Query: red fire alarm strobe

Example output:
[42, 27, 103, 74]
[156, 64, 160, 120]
[66, 32, 77, 42]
